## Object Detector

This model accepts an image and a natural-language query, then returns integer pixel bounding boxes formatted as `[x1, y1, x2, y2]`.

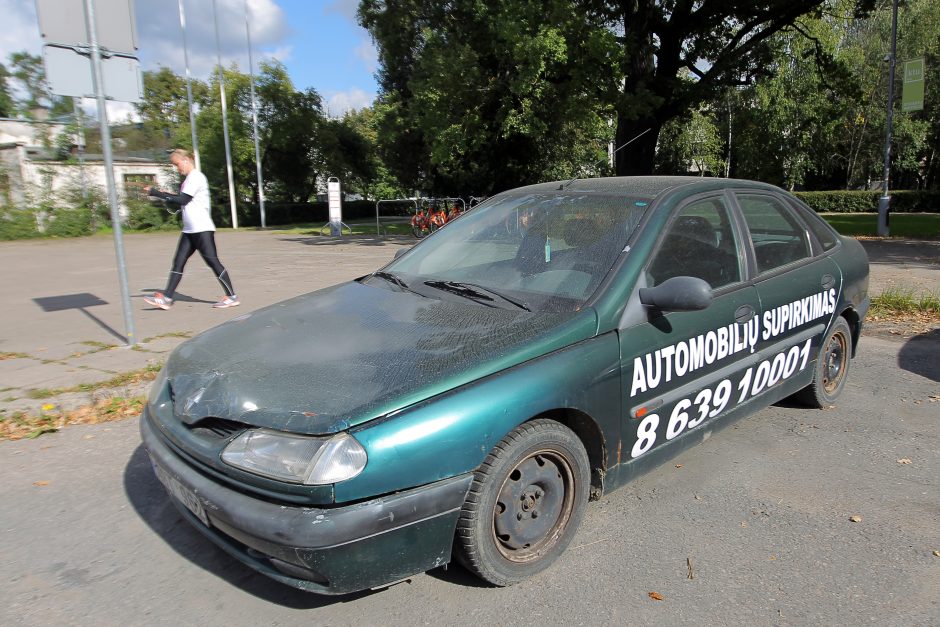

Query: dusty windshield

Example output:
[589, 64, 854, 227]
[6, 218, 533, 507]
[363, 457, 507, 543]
[379, 191, 650, 312]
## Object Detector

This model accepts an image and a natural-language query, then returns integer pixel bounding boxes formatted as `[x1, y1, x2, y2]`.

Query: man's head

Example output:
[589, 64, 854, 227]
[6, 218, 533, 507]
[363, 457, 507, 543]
[169, 149, 195, 175]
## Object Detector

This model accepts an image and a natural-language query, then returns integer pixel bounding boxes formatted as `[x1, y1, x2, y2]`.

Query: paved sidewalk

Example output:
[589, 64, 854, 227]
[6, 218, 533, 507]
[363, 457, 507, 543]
[0, 230, 410, 416]
[0, 232, 936, 418]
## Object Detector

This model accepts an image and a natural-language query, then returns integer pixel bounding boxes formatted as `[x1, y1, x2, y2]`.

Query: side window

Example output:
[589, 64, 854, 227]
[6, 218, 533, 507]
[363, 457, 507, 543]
[737, 194, 812, 274]
[647, 197, 743, 289]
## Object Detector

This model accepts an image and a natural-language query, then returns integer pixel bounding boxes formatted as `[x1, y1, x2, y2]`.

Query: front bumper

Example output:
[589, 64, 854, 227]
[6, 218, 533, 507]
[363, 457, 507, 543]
[140, 410, 473, 595]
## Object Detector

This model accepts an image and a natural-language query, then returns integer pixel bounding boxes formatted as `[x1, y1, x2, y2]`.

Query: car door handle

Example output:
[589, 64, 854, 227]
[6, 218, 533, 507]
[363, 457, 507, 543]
[821, 274, 836, 289]
[734, 304, 756, 323]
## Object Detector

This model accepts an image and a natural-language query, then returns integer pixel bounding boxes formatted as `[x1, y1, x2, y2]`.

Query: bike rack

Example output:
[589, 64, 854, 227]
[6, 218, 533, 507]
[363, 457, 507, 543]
[375, 198, 419, 237]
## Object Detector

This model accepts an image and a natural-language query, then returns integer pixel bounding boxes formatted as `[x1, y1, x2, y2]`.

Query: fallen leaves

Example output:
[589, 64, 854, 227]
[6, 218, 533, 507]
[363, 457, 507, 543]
[686, 557, 694, 580]
[648, 591, 664, 601]
[33, 480, 49, 487]
[1, 396, 145, 441]
[898, 458, 912, 465]
[933, 550, 940, 558]
[849, 515, 863, 523]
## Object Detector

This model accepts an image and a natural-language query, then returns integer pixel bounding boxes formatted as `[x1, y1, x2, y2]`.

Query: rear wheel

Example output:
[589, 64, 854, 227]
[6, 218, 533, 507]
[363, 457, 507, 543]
[797, 316, 852, 408]
[454, 419, 590, 586]
[411, 216, 429, 238]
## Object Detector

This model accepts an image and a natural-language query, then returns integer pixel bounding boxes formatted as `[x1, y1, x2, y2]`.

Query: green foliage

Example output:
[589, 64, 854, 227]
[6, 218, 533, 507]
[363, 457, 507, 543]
[795, 190, 940, 212]
[125, 199, 179, 231]
[44, 205, 93, 237]
[0, 209, 41, 240]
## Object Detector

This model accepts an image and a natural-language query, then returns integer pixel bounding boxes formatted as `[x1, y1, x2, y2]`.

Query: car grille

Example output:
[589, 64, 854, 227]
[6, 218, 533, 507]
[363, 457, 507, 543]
[186, 417, 248, 442]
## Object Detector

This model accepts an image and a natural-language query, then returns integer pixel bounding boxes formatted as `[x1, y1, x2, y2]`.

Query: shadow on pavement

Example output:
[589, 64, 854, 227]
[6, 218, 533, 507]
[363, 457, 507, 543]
[33, 293, 127, 343]
[859, 239, 940, 271]
[276, 234, 413, 248]
[123, 444, 376, 608]
[897, 328, 940, 382]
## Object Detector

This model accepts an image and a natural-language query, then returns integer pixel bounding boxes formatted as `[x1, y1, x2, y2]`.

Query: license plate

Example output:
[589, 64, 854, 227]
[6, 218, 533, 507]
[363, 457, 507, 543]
[153, 463, 210, 527]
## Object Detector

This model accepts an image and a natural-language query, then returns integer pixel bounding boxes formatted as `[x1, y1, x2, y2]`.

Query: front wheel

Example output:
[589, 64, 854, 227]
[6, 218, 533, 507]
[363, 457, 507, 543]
[453, 419, 590, 586]
[796, 316, 853, 408]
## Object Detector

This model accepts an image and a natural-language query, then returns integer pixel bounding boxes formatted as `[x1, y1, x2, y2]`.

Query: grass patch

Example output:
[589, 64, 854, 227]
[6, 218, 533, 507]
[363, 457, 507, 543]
[870, 287, 940, 317]
[0, 352, 33, 361]
[0, 396, 146, 441]
[22, 363, 162, 400]
[822, 213, 940, 239]
[141, 331, 192, 343]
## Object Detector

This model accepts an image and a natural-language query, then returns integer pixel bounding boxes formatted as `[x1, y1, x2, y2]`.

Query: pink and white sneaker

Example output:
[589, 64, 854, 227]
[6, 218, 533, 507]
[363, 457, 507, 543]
[213, 295, 240, 309]
[144, 292, 173, 310]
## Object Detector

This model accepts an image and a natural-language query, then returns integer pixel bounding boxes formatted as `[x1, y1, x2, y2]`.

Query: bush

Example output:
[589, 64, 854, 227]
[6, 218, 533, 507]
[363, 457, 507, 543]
[795, 190, 940, 213]
[125, 199, 179, 231]
[45, 206, 94, 237]
[0, 209, 41, 240]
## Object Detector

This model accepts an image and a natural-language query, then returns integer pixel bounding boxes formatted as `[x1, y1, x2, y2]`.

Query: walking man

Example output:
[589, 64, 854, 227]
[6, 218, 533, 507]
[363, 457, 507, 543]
[143, 149, 240, 310]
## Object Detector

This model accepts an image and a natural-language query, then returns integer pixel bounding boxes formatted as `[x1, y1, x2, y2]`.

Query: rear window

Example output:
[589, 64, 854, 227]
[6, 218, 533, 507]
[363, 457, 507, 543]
[788, 199, 840, 251]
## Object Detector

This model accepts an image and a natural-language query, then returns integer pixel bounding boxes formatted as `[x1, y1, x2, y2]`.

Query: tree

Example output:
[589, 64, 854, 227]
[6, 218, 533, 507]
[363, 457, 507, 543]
[135, 67, 209, 152]
[7, 52, 69, 118]
[360, 0, 613, 194]
[362, 0, 878, 182]
[0, 63, 14, 117]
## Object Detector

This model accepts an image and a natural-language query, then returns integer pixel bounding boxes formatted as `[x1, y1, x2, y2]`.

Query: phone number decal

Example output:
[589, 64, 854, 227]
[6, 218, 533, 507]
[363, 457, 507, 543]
[631, 339, 812, 459]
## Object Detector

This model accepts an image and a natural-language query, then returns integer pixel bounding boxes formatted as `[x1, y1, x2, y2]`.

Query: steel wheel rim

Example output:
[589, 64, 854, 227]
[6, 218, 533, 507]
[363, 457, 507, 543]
[822, 330, 848, 394]
[491, 449, 576, 563]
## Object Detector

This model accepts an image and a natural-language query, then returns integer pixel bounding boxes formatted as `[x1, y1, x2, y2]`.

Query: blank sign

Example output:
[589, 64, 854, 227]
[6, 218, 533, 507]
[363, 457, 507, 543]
[43, 45, 142, 102]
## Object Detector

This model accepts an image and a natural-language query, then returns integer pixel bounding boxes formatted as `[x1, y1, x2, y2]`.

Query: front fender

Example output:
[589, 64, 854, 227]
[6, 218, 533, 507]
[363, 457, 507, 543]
[337, 332, 622, 502]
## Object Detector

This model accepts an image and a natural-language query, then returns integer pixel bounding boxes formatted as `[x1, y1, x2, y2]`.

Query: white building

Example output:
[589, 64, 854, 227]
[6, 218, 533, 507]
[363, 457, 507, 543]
[0, 117, 175, 213]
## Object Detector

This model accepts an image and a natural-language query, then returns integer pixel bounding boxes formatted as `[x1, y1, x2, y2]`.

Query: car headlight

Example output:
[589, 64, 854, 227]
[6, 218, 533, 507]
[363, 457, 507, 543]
[221, 429, 367, 485]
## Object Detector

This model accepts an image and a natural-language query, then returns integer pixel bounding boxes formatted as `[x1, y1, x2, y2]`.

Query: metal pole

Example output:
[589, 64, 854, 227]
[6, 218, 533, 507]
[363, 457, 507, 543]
[244, 0, 266, 228]
[82, 0, 136, 345]
[178, 0, 200, 170]
[212, 0, 239, 229]
[878, 0, 899, 237]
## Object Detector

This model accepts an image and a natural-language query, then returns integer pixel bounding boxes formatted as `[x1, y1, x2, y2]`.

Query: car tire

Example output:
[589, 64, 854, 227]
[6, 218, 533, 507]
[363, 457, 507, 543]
[453, 419, 590, 586]
[797, 316, 852, 408]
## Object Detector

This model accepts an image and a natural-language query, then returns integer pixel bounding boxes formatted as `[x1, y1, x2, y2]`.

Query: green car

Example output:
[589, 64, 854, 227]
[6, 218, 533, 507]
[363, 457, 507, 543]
[141, 176, 869, 595]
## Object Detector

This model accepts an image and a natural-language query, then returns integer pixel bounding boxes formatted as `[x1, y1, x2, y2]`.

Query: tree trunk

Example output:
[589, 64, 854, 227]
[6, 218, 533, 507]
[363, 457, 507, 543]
[614, 116, 661, 176]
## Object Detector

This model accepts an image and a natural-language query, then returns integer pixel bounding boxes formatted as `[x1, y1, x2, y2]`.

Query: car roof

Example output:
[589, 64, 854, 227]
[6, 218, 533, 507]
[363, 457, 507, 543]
[507, 176, 783, 200]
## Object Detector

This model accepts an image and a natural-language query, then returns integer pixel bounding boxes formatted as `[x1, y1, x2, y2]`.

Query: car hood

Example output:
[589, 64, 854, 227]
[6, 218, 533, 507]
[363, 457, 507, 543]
[163, 281, 597, 434]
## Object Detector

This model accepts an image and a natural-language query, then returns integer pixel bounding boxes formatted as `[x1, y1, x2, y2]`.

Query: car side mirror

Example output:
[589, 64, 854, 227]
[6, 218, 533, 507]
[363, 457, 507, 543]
[394, 247, 410, 259]
[639, 276, 712, 311]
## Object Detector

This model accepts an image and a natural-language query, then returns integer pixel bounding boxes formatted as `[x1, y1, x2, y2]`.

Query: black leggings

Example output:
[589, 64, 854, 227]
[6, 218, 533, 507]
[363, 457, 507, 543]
[164, 231, 235, 298]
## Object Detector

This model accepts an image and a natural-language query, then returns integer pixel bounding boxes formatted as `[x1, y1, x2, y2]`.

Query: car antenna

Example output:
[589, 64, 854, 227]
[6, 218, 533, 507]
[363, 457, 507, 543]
[558, 127, 652, 190]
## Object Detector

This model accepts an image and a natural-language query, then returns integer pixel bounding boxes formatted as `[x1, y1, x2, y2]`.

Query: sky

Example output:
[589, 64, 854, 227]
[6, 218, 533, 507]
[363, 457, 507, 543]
[0, 0, 380, 120]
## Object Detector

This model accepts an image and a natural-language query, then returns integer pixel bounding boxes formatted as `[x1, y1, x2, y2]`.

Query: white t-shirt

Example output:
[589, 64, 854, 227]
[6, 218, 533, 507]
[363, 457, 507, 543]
[179, 170, 216, 233]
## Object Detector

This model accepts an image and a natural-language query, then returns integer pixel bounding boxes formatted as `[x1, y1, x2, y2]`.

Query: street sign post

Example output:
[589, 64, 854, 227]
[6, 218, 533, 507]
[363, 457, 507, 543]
[35, 0, 140, 346]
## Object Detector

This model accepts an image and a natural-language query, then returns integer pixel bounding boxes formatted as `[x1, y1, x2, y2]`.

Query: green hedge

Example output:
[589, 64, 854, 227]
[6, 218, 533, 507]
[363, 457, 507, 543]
[0, 209, 42, 241]
[795, 190, 940, 213]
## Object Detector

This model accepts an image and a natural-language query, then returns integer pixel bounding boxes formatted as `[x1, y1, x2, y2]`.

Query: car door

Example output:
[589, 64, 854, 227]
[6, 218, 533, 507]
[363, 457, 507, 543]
[617, 193, 760, 476]
[732, 191, 842, 400]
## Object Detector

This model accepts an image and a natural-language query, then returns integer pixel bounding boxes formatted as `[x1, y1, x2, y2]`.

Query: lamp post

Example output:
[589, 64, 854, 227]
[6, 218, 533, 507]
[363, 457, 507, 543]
[212, 0, 239, 229]
[877, 0, 899, 237]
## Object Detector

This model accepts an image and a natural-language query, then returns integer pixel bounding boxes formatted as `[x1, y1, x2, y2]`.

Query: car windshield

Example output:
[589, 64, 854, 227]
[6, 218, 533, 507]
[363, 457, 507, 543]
[379, 191, 651, 312]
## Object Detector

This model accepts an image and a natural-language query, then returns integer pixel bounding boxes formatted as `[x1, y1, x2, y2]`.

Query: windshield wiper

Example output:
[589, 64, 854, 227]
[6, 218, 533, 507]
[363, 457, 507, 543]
[423, 280, 530, 311]
[372, 271, 415, 293]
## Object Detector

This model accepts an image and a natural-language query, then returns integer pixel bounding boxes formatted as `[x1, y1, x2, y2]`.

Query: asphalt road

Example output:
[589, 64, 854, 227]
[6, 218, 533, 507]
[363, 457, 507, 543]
[1, 330, 937, 626]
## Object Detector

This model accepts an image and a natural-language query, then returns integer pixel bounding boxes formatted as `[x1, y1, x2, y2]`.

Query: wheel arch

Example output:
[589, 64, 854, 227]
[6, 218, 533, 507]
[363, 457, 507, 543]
[839, 306, 861, 357]
[531, 408, 607, 501]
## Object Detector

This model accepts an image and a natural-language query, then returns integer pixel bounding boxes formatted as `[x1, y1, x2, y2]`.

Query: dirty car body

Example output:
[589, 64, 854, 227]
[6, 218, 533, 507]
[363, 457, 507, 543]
[141, 177, 870, 594]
